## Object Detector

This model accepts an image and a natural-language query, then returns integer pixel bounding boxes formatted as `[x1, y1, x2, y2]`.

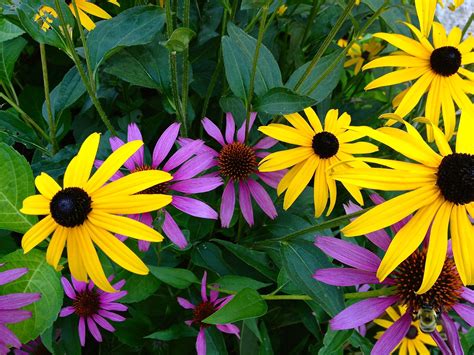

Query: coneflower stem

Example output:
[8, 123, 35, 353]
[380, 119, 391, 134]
[344, 286, 397, 299]
[181, 0, 190, 135]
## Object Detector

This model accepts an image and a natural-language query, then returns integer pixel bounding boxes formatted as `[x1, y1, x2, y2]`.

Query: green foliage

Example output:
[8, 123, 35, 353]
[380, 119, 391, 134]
[0, 19, 24, 42]
[148, 266, 199, 289]
[254, 87, 316, 115]
[0, 37, 26, 84]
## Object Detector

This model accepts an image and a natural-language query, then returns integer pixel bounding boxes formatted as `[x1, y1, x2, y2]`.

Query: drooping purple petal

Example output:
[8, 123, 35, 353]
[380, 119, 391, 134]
[220, 181, 235, 228]
[215, 295, 233, 309]
[163, 211, 188, 249]
[93, 314, 115, 332]
[101, 303, 128, 312]
[0, 324, 21, 348]
[152, 123, 181, 168]
[202, 118, 225, 146]
[238, 181, 254, 226]
[72, 277, 87, 293]
[0, 293, 41, 310]
[172, 155, 217, 181]
[196, 328, 206, 355]
[170, 177, 223, 194]
[0, 268, 28, 286]
[247, 179, 277, 219]
[330, 296, 398, 330]
[127, 123, 145, 167]
[225, 113, 235, 144]
[0, 309, 31, 323]
[313, 268, 379, 286]
[59, 306, 75, 317]
[172, 196, 218, 219]
[371, 310, 411, 355]
[163, 140, 204, 172]
[440, 312, 463, 354]
[431, 329, 455, 355]
[452, 303, 474, 326]
[314, 236, 381, 272]
[109, 136, 136, 171]
[177, 297, 196, 310]
[257, 171, 285, 189]
[210, 286, 219, 303]
[61, 277, 76, 300]
[78, 317, 86, 347]
[98, 309, 126, 322]
[201, 272, 208, 302]
[113, 279, 126, 290]
[237, 112, 257, 143]
[87, 317, 103, 342]
[100, 290, 128, 304]
[216, 323, 240, 338]
[253, 137, 277, 150]
[461, 287, 474, 303]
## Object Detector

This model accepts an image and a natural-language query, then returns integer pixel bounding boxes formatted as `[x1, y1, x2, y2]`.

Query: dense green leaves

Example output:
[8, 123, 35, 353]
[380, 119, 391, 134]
[163, 27, 196, 52]
[254, 87, 316, 115]
[149, 266, 199, 289]
[0, 19, 25, 42]
[0, 37, 26, 84]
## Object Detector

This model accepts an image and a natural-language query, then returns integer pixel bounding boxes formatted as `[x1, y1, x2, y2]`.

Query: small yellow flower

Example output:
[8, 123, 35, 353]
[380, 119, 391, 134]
[34, 6, 58, 32]
[438, 0, 464, 11]
[344, 38, 383, 74]
[277, 5, 288, 16]
[67, 0, 120, 31]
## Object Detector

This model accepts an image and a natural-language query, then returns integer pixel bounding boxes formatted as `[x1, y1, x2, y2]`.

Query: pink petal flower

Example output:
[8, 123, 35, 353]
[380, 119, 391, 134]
[371, 310, 411, 354]
[220, 181, 236, 228]
[225, 112, 236, 144]
[152, 123, 181, 168]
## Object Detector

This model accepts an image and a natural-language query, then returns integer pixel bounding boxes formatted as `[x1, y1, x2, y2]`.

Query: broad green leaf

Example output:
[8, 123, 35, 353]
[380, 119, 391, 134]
[163, 27, 196, 52]
[118, 271, 160, 303]
[254, 87, 315, 115]
[350, 332, 373, 354]
[0, 110, 40, 145]
[219, 96, 246, 126]
[0, 143, 37, 233]
[241, 0, 267, 10]
[148, 266, 199, 289]
[259, 321, 274, 355]
[222, 23, 282, 100]
[0, 19, 25, 42]
[204, 288, 268, 324]
[191, 242, 234, 275]
[318, 329, 353, 355]
[280, 240, 344, 317]
[87, 5, 166, 74]
[207, 327, 229, 355]
[0, 249, 63, 343]
[145, 323, 197, 340]
[0, 36, 26, 84]
[215, 275, 271, 292]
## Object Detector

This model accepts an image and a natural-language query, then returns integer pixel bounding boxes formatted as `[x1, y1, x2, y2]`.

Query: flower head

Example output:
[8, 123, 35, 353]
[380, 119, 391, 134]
[34, 6, 58, 32]
[201, 113, 283, 227]
[177, 272, 240, 355]
[21, 133, 172, 292]
[344, 38, 383, 74]
[363, 0, 474, 140]
[438, 0, 465, 11]
[0, 264, 41, 353]
[59, 276, 127, 346]
[258, 107, 378, 217]
[67, 0, 120, 31]
[96, 123, 221, 250]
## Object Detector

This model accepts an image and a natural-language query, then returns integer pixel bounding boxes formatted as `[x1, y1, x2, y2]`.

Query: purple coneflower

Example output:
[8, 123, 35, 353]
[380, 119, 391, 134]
[177, 272, 240, 355]
[313, 195, 473, 354]
[200, 113, 284, 227]
[96, 122, 221, 250]
[59, 276, 127, 346]
[0, 264, 41, 353]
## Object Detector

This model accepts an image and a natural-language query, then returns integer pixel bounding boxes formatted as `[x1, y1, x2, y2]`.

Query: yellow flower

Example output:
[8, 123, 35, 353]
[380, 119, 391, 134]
[258, 108, 378, 217]
[277, 5, 288, 16]
[363, 0, 474, 141]
[344, 38, 383, 74]
[34, 6, 58, 32]
[68, 0, 120, 31]
[337, 37, 349, 48]
[20, 133, 172, 292]
[331, 108, 474, 294]
[438, 0, 464, 11]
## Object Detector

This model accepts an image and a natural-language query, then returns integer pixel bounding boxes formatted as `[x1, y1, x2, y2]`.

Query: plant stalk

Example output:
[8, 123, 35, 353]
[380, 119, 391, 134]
[344, 286, 396, 299]
[181, 0, 191, 135]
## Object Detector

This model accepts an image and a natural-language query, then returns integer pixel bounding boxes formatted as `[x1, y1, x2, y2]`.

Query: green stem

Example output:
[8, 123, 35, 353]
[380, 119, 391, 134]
[345, 287, 396, 299]
[207, 285, 313, 301]
[181, 0, 190, 135]
[7, 80, 19, 105]
[462, 13, 474, 37]
[301, 0, 320, 44]
[40, 43, 58, 154]
[293, 0, 356, 92]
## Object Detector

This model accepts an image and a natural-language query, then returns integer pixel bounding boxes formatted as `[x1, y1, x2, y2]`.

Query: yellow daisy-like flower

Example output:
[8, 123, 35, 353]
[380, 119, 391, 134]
[20, 133, 172, 292]
[258, 108, 378, 217]
[363, 0, 474, 141]
[276, 5, 288, 16]
[344, 38, 384, 75]
[374, 306, 439, 354]
[34, 6, 58, 32]
[331, 109, 474, 294]
[67, 0, 120, 31]
[438, 0, 464, 11]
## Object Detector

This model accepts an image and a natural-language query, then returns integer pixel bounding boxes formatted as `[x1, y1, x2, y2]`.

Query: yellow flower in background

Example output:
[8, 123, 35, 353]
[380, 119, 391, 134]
[331, 109, 474, 294]
[363, 0, 474, 141]
[337, 36, 349, 48]
[438, 0, 464, 11]
[258, 108, 378, 217]
[34, 6, 58, 32]
[277, 5, 288, 16]
[68, 0, 120, 31]
[344, 38, 383, 74]
[20, 133, 172, 292]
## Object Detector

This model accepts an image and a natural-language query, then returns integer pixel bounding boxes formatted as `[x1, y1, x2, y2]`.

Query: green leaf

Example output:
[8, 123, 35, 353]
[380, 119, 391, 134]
[0, 19, 25, 42]
[241, 0, 267, 10]
[0, 110, 40, 146]
[207, 327, 229, 355]
[280, 240, 344, 317]
[318, 329, 352, 355]
[0, 143, 37, 233]
[350, 331, 373, 354]
[87, 5, 166, 74]
[0, 36, 26, 84]
[148, 266, 199, 289]
[216, 275, 271, 292]
[118, 272, 161, 303]
[203, 288, 268, 324]
[145, 323, 197, 340]
[163, 27, 196, 52]
[222, 23, 282, 100]
[0, 249, 63, 343]
[254, 87, 315, 115]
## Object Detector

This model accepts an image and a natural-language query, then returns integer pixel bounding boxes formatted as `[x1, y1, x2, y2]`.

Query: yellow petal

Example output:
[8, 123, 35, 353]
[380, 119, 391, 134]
[451, 205, 474, 285]
[337, 130, 366, 143]
[415, 0, 436, 37]
[303, 107, 322, 133]
[259, 147, 314, 172]
[67, 231, 87, 282]
[406, 340, 416, 355]
[424, 75, 441, 141]
[457, 35, 474, 54]
[326, 158, 337, 216]
[21, 194, 50, 215]
[365, 66, 429, 91]
[447, 26, 462, 47]
[46, 226, 67, 269]
[386, 306, 401, 321]
[432, 22, 447, 48]
[258, 124, 313, 146]
[462, 52, 474, 65]
[341, 181, 364, 206]
[430, 123, 453, 156]
[358, 157, 436, 174]
[314, 160, 328, 217]
[417, 201, 452, 294]
[277, 161, 306, 196]
[35, 173, 61, 199]
[63, 156, 80, 188]
[334, 112, 351, 135]
[64, 133, 100, 188]
[373, 32, 431, 58]
[363, 55, 428, 70]
[283, 155, 318, 210]
[440, 79, 456, 140]
[446, 75, 474, 111]
[339, 141, 378, 154]
[74, 7, 95, 31]
[394, 71, 435, 118]
[373, 318, 393, 329]
[456, 107, 474, 154]
[78, 2, 112, 19]
[22, 215, 57, 253]
[284, 113, 315, 137]
[92, 194, 172, 214]
[323, 109, 339, 133]
[403, 22, 434, 52]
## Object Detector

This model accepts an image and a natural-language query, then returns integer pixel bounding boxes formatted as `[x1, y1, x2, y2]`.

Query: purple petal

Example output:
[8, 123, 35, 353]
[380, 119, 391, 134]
[247, 179, 277, 219]
[109, 136, 136, 171]
[79, 317, 86, 346]
[0, 268, 28, 286]
[72, 276, 87, 293]
[163, 211, 188, 249]
[330, 296, 398, 330]
[170, 177, 223, 194]
[256, 151, 269, 159]
[0, 293, 41, 310]
[127, 123, 145, 167]
[93, 314, 115, 332]
[452, 304, 474, 326]
[225, 113, 236, 144]
[201, 272, 208, 302]
[163, 140, 204, 172]
[100, 290, 128, 304]
[101, 303, 128, 312]
[0, 309, 31, 323]
[98, 309, 126, 322]
[210, 287, 219, 303]
[314, 236, 381, 272]
[138, 240, 151, 252]
[220, 181, 235, 228]
[253, 137, 277, 150]
[172, 155, 217, 181]
[172, 196, 218, 219]
[0, 324, 21, 348]
[87, 317, 103, 342]
[202, 118, 225, 146]
[431, 329, 455, 355]
[61, 277, 76, 299]
[59, 306, 75, 317]
[313, 268, 379, 286]
[216, 323, 240, 338]
[179, 137, 220, 157]
[113, 279, 126, 290]
[371, 310, 411, 354]
[152, 123, 181, 168]
[177, 297, 196, 310]
[238, 181, 254, 226]
[215, 295, 233, 309]
[461, 287, 474, 303]
[237, 112, 257, 143]
[440, 312, 463, 354]
[257, 171, 285, 189]
[196, 328, 206, 355]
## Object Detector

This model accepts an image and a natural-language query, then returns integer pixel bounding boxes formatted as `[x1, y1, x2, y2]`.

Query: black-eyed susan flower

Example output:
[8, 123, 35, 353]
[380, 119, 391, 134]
[331, 110, 474, 294]
[363, 0, 474, 141]
[20, 133, 172, 292]
[258, 108, 378, 217]
[344, 38, 383, 75]
[67, 0, 120, 31]
[34, 5, 58, 32]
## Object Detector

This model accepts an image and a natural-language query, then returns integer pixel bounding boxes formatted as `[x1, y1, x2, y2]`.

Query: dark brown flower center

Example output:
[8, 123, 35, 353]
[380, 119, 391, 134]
[192, 301, 217, 327]
[361, 50, 370, 60]
[405, 325, 418, 340]
[218, 142, 257, 181]
[393, 250, 463, 313]
[133, 165, 170, 194]
[312, 132, 339, 159]
[50, 187, 92, 227]
[430, 46, 461, 76]
[436, 153, 474, 205]
[73, 289, 101, 317]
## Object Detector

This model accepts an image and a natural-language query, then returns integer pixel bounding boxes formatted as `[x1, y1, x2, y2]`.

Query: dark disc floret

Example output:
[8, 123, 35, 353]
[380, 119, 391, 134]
[430, 46, 462, 77]
[50, 187, 92, 227]
[405, 325, 418, 340]
[218, 142, 257, 180]
[436, 153, 474, 205]
[192, 301, 216, 327]
[361, 50, 370, 60]
[73, 289, 101, 317]
[312, 132, 339, 159]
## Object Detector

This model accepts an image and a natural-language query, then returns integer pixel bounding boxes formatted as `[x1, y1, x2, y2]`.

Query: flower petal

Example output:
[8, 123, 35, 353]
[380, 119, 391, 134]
[220, 182, 235, 228]
[371, 310, 411, 355]
[247, 179, 277, 219]
[202, 118, 225, 146]
[152, 123, 181, 168]
[313, 268, 379, 286]
[172, 196, 218, 219]
[20, 194, 50, 215]
[21, 215, 57, 253]
[162, 211, 188, 249]
[34, 173, 61, 200]
[225, 113, 236, 144]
